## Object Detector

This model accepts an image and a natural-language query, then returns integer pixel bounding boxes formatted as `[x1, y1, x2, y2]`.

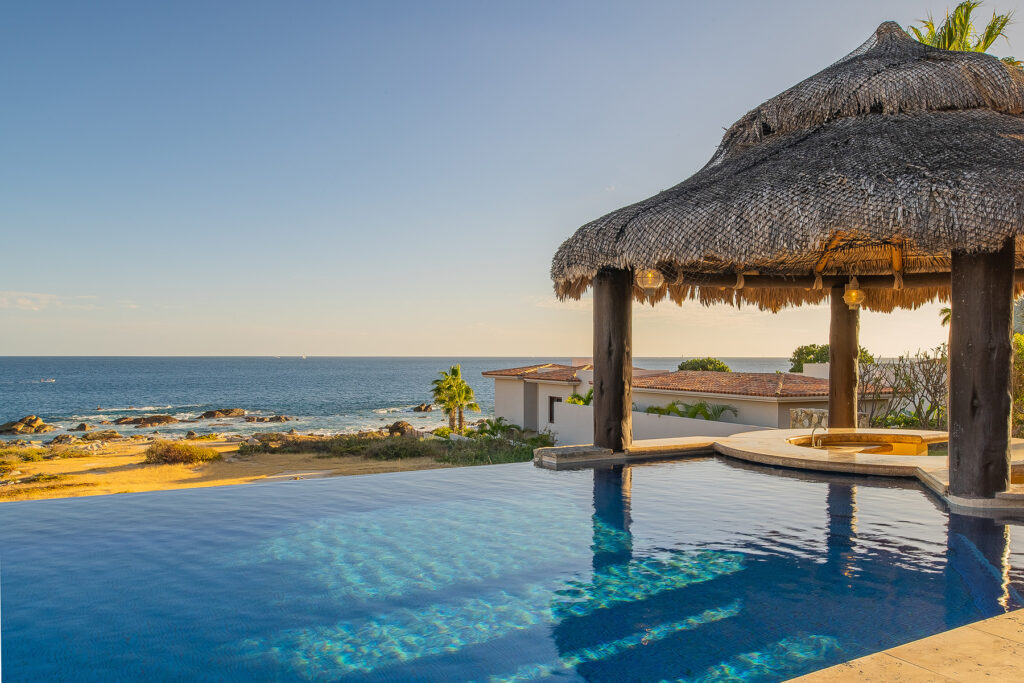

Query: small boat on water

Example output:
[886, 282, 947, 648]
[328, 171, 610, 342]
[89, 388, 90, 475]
[41, 378, 56, 383]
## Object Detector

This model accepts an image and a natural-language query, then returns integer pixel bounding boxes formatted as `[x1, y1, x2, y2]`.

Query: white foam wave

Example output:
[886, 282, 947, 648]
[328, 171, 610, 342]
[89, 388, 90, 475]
[372, 405, 416, 414]
[95, 405, 173, 412]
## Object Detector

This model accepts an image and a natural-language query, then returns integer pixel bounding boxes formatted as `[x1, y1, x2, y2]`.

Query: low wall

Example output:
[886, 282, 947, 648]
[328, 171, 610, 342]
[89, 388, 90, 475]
[789, 408, 870, 429]
[551, 402, 768, 446]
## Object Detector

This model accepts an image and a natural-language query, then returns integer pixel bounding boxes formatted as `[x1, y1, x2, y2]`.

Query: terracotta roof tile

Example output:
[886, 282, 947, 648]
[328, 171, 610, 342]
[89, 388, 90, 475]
[526, 365, 593, 383]
[631, 371, 832, 398]
[481, 363, 573, 378]
[486, 364, 889, 398]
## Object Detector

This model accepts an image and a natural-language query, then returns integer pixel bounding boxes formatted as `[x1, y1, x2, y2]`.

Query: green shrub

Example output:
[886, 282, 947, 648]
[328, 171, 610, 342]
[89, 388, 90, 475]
[237, 442, 271, 455]
[192, 433, 219, 441]
[229, 431, 544, 468]
[55, 449, 92, 458]
[20, 473, 65, 484]
[870, 413, 922, 429]
[525, 431, 555, 448]
[364, 437, 444, 461]
[437, 439, 535, 466]
[144, 441, 220, 465]
[0, 460, 14, 477]
[678, 357, 731, 372]
[789, 343, 874, 372]
[433, 427, 453, 438]
[566, 389, 594, 405]
[644, 401, 737, 421]
[0, 447, 48, 462]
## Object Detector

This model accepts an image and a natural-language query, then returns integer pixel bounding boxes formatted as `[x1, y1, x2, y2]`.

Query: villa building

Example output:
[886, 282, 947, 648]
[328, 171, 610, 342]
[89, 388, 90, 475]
[482, 362, 865, 445]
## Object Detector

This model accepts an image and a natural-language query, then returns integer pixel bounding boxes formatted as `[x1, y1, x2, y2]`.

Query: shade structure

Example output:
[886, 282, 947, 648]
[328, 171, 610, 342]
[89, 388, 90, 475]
[551, 22, 1024, 312]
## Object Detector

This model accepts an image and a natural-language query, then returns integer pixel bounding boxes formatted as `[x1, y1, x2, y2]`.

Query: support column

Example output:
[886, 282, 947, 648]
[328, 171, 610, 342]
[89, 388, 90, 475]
[949, 238, 1014, 499]
[593, 268, 632, 451]
[829, 285, 860, 428]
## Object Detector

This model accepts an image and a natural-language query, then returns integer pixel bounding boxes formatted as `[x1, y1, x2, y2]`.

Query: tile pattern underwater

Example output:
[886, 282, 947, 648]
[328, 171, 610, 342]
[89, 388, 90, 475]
[2, 457, 1023, 681]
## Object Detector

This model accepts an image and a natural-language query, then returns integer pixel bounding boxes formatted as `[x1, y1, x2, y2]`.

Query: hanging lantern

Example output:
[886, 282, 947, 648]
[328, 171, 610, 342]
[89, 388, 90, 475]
[635, 269, 664, 291]
[842, 276, 866, 309]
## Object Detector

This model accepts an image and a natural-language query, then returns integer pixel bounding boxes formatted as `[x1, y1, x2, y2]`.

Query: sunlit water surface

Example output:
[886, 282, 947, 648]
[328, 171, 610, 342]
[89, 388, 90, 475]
[2, 457, 1023, 681]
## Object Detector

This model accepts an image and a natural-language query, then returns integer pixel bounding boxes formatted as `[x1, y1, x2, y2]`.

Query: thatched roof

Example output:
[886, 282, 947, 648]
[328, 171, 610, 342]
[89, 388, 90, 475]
[551, 22, 1024, 311]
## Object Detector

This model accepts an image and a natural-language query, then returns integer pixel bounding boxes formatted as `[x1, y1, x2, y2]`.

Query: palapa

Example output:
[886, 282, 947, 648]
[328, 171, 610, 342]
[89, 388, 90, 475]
[550, 22, 1024, 311]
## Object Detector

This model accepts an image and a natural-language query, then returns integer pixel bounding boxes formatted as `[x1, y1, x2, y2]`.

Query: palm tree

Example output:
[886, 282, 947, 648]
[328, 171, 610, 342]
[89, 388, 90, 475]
[703, 402, 739, 421]
[479, 416, 520, 438]
[451, 379, 480, 434]
[908, 1, 1020, 67]
[431, 366, 459, 431]
[566, 388, 594, 405]
[940, 306, 952, 327]
[431, 364, 480, 434]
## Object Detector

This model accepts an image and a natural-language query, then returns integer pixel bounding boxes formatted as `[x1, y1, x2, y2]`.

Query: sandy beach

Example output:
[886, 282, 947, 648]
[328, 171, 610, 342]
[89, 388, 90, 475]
[0, 439, 452, 503]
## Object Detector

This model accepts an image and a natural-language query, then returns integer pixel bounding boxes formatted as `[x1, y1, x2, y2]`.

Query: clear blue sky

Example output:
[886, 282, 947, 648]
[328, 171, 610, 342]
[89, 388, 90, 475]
[3, 1, 1021, 356]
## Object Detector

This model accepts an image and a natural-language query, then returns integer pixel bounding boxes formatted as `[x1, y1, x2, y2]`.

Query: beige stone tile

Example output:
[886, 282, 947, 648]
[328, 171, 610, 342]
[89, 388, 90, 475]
[968, 611, 1024, 644]
[885, 623, 1024, 681]
[792, 652, 954, 681]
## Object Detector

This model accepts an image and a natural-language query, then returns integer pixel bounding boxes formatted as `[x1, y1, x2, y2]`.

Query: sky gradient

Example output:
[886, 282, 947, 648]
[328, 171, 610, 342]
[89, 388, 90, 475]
[3, 1, 1022, 357]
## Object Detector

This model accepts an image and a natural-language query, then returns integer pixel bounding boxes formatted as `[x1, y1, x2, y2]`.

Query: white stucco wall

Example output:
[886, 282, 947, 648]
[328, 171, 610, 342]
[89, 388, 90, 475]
[550, 402, 767, 446]
[631, 388, 824, 428]
[493, 378, 525, 428]
[532, 382, 577, 431]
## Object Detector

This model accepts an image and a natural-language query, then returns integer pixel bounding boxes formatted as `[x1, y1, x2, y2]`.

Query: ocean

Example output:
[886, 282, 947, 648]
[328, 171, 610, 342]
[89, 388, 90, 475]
[0, 356, 790, 441]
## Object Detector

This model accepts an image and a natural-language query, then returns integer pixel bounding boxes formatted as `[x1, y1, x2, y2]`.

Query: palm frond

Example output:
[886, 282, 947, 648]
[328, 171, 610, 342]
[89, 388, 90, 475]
[978, 10, 1013, 51]
[908, 20, 935, 45]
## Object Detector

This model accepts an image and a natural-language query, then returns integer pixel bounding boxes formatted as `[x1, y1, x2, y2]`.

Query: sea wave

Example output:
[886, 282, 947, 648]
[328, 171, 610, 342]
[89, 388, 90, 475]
[372, 405, 417, 414]
[95, 405, 175, 412]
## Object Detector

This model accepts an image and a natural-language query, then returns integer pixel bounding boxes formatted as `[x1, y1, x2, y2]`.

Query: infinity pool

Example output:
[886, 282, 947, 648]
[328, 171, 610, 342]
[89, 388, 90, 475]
[2, 457, 1023, 681]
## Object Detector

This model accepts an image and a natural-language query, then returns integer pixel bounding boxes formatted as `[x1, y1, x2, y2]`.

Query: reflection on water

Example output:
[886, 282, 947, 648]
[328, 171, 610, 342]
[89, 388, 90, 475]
[549, 468, 1022, 682]
[946, 513, 1023, 616]
[2, 459, 1023, 681]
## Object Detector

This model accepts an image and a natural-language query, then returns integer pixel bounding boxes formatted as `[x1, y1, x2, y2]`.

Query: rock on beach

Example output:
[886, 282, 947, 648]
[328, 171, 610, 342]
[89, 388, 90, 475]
[199, 409, 246, 419]
[0, 415, 56, 434]
[388, 421, 417, 437]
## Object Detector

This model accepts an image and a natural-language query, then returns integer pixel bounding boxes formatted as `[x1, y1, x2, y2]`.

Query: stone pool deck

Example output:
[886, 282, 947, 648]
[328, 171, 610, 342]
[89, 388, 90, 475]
[534, 428, 1024, 513]
[792, 608, 1024, 681]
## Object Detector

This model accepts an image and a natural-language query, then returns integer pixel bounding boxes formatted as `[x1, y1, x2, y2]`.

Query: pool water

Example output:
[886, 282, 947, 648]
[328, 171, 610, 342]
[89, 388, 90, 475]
[2, 457, 1023, 681]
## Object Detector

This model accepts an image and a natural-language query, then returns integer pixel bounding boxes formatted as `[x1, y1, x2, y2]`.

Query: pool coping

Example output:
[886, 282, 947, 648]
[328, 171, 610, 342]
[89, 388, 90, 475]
[789, 608, 1024, 681]
[535, 429, 1024, 512]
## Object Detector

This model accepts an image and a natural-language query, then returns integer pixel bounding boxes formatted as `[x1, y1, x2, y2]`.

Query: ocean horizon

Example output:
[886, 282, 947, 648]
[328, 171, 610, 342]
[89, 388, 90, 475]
[1, 356, 791, 440]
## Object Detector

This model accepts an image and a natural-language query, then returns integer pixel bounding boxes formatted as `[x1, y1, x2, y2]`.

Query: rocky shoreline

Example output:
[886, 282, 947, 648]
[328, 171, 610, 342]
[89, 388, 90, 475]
[0, 407, 464, 449]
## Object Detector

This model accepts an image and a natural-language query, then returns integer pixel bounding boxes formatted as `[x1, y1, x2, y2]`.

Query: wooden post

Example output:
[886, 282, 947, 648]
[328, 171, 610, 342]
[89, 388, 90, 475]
[949, 239, 1014, 499]
[593, 268, 632, 451]
[829, 285, 859, 428]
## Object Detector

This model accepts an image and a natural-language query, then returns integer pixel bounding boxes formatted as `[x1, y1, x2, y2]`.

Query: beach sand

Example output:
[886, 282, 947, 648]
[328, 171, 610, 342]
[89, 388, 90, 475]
[0, 439, 452, 502]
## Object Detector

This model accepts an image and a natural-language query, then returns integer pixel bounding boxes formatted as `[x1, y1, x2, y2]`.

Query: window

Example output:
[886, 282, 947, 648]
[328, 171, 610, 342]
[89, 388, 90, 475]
[549, 396, 562, 423]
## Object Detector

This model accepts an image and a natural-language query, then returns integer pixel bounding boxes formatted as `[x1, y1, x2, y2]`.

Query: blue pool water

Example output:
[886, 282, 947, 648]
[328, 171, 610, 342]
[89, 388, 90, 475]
[2, 457, 1022, 681]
